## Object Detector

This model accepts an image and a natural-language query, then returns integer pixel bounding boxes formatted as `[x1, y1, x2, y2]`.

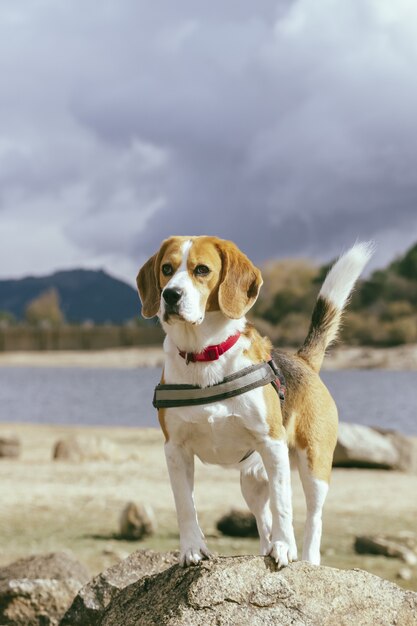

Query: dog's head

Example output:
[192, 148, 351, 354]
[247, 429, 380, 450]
[137, 236, 263, 325]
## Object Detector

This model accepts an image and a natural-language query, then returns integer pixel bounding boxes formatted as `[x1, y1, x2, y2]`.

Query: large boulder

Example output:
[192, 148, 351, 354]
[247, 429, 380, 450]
[333, 422, 413, 470]
[98, 556, 417, 626]
[0, 551, 90, 626]
[61, 549, 179, 626]
[373, 428, 416, 472]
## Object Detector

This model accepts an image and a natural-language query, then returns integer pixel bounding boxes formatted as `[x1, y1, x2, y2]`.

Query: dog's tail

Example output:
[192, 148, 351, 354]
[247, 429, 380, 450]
[297, 242, 374, 373]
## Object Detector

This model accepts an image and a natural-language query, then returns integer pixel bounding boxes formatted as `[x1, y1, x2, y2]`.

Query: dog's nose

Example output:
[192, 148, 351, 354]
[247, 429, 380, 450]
[163, 288, 182, 306]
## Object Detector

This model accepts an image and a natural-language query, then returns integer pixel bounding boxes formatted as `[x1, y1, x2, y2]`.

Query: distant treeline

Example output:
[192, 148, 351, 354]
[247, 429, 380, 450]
[1, 242, 416, 350]
[0, 324, 164, 352]
[252, 242, 417, 347]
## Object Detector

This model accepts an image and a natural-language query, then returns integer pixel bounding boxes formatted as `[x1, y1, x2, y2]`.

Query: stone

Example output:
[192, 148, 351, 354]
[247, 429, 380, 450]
[98, 556, 417, 626]
[355, 535, 417, 565]
[61, 549, 179, 626]
[216, 508, 258, 537]
[333, 422, 401, 469]
[0, 551, 90, 626]
[52, 436, 120, 462]
[119, 502, 156, 540]
[372, 427, 415, 472]
[0, 435, 21, 459]
[398, 567, 413, 581]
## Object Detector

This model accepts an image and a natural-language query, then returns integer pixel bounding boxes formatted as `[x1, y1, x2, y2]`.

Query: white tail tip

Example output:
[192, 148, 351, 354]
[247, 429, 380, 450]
[319, 241, 375, 310]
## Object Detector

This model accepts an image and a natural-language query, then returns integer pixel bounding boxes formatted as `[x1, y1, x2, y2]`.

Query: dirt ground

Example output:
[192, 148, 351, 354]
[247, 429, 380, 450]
[0, 343, 417, 369]
[0, 423, 416, 591]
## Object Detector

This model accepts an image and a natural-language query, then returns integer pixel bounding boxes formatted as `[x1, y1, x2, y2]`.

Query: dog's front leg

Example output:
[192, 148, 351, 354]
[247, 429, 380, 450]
[258, 438, 297, 569]
[164, 441, 211, 566]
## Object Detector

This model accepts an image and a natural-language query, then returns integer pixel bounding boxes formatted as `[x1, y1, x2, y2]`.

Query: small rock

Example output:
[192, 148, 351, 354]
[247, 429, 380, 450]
[119, 502, 156, 540]
[0, 435, 21, 458]
[102, 548, 129, 561]
[397, 567, 413, 581]
[216, 509, 258, 538]
[403, 551, 417, 566]
[52, 436, 120, 462]
[355, 535, 417, 564]
[0, 551, 89, 626]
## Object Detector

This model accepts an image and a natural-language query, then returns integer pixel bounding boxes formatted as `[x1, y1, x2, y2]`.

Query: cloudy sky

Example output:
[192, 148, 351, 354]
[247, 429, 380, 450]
[1, 0, 417, 286]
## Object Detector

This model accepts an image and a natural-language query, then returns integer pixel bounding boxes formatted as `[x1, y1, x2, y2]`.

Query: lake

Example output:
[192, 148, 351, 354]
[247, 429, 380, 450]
[0, 367, 416, 435]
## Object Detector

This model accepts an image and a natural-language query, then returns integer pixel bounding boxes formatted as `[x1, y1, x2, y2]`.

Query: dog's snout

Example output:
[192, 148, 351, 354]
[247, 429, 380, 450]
[163, 288, 183, 306]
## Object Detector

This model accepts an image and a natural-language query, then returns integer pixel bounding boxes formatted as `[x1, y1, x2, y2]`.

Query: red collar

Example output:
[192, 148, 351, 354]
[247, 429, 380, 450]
[179, 332, 241, 364]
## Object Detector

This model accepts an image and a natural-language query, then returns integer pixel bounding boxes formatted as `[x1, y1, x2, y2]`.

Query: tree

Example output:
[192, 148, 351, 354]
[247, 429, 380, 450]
[396, 243, 417, 280]
[25, 288, 65, 326]
[0, 310, 15, 325]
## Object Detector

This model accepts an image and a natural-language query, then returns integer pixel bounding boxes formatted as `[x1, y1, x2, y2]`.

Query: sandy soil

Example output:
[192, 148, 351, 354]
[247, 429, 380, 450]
[0, 423, 416, 591]
[0, 343, 417, 369]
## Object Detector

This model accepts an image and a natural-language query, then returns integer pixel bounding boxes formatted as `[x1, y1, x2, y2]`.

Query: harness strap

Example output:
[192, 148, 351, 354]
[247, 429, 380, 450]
[153, 360, 285, 409]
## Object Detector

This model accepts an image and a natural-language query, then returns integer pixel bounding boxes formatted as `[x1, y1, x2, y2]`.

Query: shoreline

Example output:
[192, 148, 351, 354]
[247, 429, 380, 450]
[0, 343, 417, 370]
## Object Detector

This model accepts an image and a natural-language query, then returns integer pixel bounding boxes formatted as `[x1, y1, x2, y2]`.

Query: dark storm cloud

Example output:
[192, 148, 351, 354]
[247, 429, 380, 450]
[1, 0, 417, 280]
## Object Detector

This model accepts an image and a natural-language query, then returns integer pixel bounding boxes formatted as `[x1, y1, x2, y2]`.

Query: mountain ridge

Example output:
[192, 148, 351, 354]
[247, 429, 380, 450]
[0, 268, 141, 324]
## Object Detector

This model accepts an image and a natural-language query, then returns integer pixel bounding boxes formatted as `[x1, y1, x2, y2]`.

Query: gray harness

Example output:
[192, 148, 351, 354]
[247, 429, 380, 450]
[153, 360, 286, 409]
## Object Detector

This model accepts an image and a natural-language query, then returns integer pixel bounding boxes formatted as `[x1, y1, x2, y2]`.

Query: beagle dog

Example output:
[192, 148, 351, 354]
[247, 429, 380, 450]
[137, 236, 373, 568]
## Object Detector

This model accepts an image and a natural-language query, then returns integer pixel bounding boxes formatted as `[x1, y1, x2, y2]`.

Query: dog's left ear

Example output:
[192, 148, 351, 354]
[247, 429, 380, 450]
[217, 241, 263, 319]
[136, 251, 162, 318]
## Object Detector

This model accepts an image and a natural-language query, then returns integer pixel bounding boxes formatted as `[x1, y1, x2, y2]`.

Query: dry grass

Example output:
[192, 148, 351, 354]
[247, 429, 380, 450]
[0, 423, 416, 591]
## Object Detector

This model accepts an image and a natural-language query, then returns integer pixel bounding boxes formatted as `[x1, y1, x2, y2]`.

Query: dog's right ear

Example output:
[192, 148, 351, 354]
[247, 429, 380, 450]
[136, 252, 161, 318]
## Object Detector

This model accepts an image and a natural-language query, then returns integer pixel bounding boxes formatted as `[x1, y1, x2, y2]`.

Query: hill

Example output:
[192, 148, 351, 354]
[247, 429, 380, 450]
[0, 269, 141, 324]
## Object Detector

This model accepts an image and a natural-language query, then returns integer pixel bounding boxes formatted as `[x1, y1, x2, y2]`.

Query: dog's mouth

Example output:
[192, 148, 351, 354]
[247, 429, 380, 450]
[163, 306, 204, 326]
[163, 305, 181, 323]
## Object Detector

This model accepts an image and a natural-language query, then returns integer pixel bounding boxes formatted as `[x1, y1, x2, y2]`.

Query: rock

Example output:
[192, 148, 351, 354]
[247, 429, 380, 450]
[0, 551, 90, 626]
[52, 436, 120, 462]
[333, 423, 401, 469]
[388, 530, 417, 552]
[61, 549, 179, 626]
[372, 427, 415, 472]
[119, 502, 156, 540]
[98, 556, 417, 626]
[398, 567, 413, 581]
[216, 509, 258, 537]
[355, 535, 417, 565]
[0, 435, 21, 458]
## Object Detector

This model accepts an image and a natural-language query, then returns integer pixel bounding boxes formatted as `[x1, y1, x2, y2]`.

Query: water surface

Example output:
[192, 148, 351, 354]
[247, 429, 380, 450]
[0, 367, 415, 434]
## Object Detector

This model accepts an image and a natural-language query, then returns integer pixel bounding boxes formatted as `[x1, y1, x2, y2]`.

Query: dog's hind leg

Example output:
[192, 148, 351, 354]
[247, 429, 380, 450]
[240, 463, 272, 555]
[296, 448, 329, 565]
[257, 438, 298, 568]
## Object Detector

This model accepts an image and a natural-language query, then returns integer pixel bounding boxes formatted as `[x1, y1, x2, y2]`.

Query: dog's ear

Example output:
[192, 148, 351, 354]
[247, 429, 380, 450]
[217, 241, 263, 319]
[136, 248, 165, 318]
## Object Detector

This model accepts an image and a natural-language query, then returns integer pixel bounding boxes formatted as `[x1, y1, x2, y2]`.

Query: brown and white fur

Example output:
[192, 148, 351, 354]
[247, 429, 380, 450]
[137, 236, 373, 568]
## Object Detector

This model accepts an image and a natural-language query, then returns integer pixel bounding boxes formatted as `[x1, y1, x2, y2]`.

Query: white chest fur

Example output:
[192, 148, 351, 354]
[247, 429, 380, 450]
[160, 314, 271, 466]
[163, 381, 269, 466]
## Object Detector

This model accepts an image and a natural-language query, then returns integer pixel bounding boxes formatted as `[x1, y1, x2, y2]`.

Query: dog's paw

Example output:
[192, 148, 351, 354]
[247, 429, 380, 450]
[267, 540, 297, 569]
[180, 543, 212, 567]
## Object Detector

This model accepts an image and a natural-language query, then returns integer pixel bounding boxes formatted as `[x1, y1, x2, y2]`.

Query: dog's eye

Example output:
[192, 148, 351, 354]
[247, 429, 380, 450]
[162, 264, 174, 276]
[195, 265, 210, 276]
